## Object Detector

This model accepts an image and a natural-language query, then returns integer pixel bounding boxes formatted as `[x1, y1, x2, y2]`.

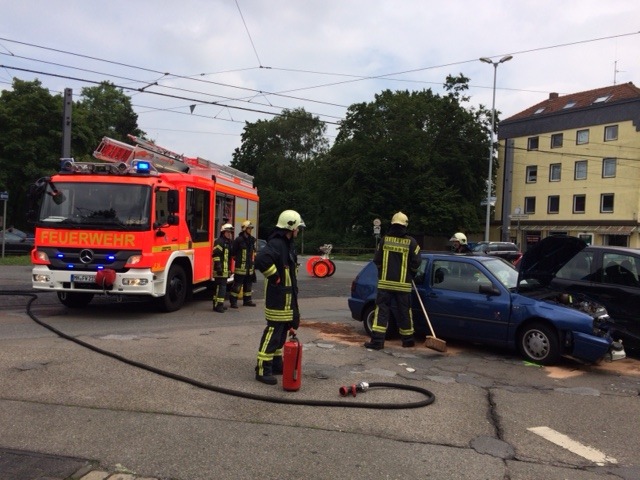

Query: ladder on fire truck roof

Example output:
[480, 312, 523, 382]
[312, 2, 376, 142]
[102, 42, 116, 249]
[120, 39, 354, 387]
[93, 135, 254, 188]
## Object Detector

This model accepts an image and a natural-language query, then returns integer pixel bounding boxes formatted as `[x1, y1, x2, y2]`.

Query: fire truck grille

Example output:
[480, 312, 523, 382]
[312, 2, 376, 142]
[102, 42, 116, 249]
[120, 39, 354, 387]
[40, 247, 142, 272]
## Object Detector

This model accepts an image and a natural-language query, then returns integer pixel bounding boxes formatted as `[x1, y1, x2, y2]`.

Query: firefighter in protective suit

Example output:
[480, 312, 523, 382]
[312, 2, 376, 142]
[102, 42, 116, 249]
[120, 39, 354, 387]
[450, 232, 471, 253]
[254, 210, 304, 385]
[212, 223, 234, 313]
[364, 212, 421, 350]
[229, 220, 257, 308]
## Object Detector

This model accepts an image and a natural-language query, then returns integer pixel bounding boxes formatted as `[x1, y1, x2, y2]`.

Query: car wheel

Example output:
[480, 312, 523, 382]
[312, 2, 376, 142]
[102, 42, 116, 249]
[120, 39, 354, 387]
[160, 264, 188, 312]
[518, 322, 560, 365]
[57, 292, 94, 308]
[362, 304, 398, 338]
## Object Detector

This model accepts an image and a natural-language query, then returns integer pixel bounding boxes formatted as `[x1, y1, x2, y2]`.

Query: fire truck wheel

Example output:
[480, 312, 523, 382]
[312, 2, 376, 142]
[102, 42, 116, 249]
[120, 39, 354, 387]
[161, 264, 188, 312]
[57, 292, 94, 308]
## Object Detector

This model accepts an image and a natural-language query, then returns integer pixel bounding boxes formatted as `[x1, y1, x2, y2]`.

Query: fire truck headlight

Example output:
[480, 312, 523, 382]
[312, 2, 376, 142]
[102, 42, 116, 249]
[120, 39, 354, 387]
[35, 250, 50, 262]
[33, 274, 50, 283]
[126, 255, 142, 265]
[122, 278, 149, 286]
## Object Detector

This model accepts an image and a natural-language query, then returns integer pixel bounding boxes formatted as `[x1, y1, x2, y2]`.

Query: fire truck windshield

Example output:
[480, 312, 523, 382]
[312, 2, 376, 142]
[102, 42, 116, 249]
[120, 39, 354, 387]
[38, 182, 152, 230]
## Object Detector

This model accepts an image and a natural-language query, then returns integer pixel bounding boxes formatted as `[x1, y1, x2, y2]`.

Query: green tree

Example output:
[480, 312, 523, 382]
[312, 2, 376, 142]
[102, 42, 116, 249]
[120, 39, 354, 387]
[0, 79, 143, 230]
[0, 79, 63, 229]
[315, 79, 490, 244]
[231, 108, 328, 238]
[74, 81, 143, 157]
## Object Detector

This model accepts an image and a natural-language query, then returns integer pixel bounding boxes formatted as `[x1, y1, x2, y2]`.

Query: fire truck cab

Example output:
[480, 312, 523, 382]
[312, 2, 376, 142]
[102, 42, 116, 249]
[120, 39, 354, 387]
[28, 135, 258, 312]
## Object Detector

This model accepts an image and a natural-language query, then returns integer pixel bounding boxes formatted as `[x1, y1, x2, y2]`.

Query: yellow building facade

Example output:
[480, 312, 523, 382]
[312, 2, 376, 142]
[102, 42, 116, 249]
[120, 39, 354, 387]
[495, 83, 640, 250]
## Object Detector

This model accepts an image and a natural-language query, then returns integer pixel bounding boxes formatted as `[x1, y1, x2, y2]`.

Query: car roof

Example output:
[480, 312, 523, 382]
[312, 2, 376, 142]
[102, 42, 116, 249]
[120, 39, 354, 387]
[584, 245, 640, 254]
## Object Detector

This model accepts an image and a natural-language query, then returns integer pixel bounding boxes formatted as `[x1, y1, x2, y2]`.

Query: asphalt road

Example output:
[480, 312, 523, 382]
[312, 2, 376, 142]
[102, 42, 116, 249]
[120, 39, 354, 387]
[1, 259, 639, 480]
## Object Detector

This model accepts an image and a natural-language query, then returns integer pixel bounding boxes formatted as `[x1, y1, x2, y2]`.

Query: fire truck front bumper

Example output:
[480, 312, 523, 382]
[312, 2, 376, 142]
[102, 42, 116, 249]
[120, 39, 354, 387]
[32, 265, 159, 296]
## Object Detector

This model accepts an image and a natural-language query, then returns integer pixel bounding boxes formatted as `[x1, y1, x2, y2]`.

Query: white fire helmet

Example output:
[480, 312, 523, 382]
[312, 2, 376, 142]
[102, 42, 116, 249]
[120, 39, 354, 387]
[391, 211, 409, 227]
[241, 220, 254, 231]
[221, 223, 234, 233]
[449, 232, 467, 244]
[276, 210, 305, 231]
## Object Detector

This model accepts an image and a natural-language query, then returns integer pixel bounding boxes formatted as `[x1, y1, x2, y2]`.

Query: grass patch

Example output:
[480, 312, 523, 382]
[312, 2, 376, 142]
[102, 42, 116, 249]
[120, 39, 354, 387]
[0, 255, 32, 266]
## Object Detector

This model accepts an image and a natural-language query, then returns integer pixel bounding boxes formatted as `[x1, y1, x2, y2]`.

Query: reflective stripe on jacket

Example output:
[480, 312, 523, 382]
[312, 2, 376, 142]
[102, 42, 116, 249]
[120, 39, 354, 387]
[374, 231, 421, 292]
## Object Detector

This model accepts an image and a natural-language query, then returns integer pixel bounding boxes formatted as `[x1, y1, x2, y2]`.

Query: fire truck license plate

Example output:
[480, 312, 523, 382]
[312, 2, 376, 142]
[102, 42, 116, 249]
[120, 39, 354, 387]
[72, 274, 95, 283]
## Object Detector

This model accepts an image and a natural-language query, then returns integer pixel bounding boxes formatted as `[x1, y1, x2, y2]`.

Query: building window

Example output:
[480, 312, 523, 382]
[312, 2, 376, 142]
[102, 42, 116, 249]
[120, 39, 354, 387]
[524, 197, 536, 214]
[526, 165, 537, 183]
[563, 101, 576, 109]
[573, 195, 586, 214]
[601, 194, 614, 213]
[527, 137, 539, 150]
[534, 108, 545, 115]
[604, 125, 618, 141]
[575, 160, 587, 180]
[594, 95, 611, 104]
[551, 133, 563, 148]
[603, 158, 616, 178]
[549, 163, 561, 182]
[576, 129, 589, 145]
[548, 195, 560, 214]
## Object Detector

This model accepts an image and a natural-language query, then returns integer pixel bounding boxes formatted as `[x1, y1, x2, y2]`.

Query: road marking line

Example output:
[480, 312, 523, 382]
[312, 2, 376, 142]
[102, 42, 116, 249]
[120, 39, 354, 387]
[528, 426, 617, 466]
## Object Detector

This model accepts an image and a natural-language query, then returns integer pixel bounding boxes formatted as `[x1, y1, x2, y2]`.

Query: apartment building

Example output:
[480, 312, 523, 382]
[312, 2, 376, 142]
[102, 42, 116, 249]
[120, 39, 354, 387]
[495, 82, 640, 250]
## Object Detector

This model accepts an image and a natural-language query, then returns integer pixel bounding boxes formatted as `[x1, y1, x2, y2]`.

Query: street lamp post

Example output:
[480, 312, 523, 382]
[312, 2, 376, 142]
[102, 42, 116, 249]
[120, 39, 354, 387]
[480, 55, 512, 242]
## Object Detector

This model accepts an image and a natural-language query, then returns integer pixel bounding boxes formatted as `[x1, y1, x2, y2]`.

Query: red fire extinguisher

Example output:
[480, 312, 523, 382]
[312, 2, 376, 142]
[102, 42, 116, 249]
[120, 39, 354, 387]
[282, 329, 302, 391]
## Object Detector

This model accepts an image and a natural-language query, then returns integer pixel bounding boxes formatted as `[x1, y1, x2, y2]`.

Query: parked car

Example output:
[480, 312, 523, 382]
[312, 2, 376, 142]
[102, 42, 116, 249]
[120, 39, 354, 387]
[348, 249, 625, 365]
[471, 241, 522, 264]
[529, 235, 640, 354]
[0, 231, 34, 255]
[4, 227, 34, 240]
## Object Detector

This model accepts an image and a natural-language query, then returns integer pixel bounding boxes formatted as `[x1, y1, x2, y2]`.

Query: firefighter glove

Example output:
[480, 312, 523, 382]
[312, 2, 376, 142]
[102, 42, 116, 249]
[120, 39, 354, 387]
[250, 272, 257, 283]
[269, 274, 281, 286]
[291, 313, 300, 330]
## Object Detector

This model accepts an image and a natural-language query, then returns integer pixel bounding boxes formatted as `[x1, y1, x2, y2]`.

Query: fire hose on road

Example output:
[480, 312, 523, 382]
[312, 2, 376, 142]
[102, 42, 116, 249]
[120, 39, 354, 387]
[2, 290, 436, 409]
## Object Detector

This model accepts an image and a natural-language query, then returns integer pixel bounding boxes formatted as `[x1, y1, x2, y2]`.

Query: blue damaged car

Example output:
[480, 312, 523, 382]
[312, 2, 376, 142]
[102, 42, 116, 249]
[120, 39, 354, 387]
[348, 248, 625, 365]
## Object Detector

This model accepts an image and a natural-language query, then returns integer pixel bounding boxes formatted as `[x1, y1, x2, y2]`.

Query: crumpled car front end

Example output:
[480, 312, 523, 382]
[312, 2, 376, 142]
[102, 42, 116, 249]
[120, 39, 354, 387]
[519, 278, 626, 363]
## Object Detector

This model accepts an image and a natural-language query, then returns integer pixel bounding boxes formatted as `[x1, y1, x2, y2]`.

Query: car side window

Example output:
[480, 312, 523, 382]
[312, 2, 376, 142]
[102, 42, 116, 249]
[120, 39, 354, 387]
[414, 258, 428, 284]
[556, 251, 594, 281]
[601, 253, 640, 287]
[431, 260, 491, 293]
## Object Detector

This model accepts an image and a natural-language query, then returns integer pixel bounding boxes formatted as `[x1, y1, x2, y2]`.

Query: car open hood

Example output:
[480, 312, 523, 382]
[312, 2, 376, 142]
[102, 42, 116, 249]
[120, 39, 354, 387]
[518, 235, 587, 287]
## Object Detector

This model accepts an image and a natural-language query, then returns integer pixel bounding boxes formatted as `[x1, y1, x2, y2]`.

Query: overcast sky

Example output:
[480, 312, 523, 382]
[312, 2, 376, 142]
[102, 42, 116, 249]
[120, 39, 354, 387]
[1, 0, 638, 165]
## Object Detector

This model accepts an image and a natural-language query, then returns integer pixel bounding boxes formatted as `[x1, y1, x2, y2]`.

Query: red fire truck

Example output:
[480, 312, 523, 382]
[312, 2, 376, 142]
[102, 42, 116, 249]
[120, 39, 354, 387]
[28, 135, 258, 311]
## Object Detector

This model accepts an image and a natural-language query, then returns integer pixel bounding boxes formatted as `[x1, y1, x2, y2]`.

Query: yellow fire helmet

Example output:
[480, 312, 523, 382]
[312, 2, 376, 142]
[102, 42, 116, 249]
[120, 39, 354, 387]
[391, 211, 409, 226]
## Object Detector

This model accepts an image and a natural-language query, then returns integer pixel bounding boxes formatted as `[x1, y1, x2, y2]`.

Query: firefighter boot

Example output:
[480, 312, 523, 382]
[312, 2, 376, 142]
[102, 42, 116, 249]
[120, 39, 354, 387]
[272, 356, 283, 375]
[255, 362, 277, 385]
[214, 303, 225, 313]
[229, 297, 238, 309]
[243, 298, 257, 307]
[364, 339, 384, 350]
[402, 336, 416, 348]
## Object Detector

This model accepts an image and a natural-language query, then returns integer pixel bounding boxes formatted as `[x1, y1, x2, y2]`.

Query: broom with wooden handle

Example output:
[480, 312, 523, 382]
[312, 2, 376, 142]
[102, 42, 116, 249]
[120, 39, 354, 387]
[411, 280, 447, 352]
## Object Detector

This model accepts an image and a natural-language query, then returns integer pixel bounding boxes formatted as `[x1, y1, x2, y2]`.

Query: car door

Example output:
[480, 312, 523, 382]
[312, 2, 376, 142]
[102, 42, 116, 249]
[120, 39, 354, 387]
[414, 258, 512, 344]
[592, 251, 640, 349]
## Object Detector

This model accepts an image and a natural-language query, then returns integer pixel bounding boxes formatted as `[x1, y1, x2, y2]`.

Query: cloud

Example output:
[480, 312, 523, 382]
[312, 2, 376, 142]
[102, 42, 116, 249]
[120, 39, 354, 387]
[1, 0, 638, 164]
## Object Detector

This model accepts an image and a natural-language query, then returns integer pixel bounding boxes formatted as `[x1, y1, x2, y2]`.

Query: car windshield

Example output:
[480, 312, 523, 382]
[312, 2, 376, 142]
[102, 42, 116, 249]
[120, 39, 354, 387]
[38, 182, 151, 230]
[482, 257, 519, 288]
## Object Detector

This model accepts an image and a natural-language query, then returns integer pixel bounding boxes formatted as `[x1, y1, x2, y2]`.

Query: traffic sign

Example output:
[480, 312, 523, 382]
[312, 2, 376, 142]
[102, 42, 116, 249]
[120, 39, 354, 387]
[0, 191, 7, 201]
[510, 214, 529, 220]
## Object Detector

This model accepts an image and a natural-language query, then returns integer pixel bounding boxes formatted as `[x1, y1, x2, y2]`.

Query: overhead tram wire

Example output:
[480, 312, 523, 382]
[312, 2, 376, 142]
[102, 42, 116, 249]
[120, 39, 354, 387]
[0, 52, 343, 122]
[3, 31, 637, 117]
[0, 64, 342, 126]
